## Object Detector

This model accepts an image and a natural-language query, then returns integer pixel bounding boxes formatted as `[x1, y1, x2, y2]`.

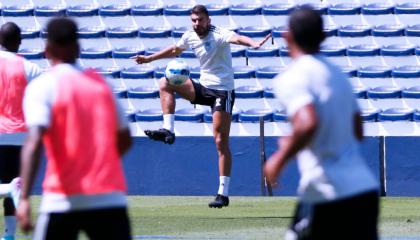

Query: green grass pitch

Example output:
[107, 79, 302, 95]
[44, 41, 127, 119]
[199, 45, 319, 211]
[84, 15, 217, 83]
[9, 196, 420, 239]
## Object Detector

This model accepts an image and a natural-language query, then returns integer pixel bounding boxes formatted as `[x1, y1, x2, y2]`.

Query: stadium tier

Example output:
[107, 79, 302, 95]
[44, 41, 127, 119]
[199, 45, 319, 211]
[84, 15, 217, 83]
[4, 0, 420, 136]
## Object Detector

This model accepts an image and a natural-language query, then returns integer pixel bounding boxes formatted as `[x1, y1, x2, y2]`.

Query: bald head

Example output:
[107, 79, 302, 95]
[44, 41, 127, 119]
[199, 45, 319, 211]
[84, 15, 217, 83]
[45, 18, 79, 64]
[0, 22, 21, 52]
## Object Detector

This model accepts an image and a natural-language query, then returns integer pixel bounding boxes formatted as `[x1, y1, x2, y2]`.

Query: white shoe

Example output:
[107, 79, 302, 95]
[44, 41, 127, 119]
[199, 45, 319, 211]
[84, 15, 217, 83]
[9, 177, 21, 208]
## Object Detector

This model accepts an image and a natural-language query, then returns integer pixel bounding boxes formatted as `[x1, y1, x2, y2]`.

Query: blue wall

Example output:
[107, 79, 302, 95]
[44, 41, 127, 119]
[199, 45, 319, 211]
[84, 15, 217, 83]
[33, 136, 389, 196]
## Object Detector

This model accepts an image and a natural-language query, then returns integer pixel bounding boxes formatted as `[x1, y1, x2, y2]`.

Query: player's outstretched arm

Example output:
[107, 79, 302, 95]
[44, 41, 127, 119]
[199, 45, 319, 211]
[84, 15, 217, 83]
[229, 33, 272, 49]
[264, 104, 318, 185]
[131, 45, 184, 64]
[17, 127, 45, 233]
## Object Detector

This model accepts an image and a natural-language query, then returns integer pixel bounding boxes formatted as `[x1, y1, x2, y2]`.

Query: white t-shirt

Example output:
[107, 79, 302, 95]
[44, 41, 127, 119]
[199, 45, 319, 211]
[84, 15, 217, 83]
[176, 25, 235, 91]
[23, 64, 128, 130]
[0, 50, 42, 145]
[273, 54, 378, 203]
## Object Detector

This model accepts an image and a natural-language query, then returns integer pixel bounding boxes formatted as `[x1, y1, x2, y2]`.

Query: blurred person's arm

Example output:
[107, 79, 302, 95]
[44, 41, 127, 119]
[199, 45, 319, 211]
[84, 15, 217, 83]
[132, 45, 184, 64]
[354, 112, 363, 141]
[118, 128, 132, 156]
[264, 104, 319, 185]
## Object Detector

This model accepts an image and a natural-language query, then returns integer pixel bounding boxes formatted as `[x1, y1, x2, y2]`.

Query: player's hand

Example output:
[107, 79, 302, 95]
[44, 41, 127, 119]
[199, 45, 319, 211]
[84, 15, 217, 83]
[17, 198, 34, 233]
[264, 157, 280, 187]
[131, 55, 152, 64]
[251, 33, 272, 49]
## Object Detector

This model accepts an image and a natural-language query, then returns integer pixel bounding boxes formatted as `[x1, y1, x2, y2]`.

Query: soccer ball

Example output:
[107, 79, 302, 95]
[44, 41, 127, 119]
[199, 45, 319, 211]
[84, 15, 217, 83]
[165, 59, 190, 86]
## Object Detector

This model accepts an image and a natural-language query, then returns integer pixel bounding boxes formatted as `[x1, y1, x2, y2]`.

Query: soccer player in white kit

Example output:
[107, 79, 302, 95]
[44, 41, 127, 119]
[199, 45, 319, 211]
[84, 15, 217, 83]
[133, 5, 271, 208]
[264, 7, 379, 239]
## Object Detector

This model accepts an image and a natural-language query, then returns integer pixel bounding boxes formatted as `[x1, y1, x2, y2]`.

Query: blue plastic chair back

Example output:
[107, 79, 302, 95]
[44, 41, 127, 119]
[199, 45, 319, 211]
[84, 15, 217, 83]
[131, 4, 163, 16]
[121, 65, 155, 79]
[163, 4, 194, 16]
[380, 44, 415, 56]
[94, 66, 121, 78]
[229, 4, 262, 15]
[138, 26, 172, 38]
[78, 26, 106, 38]
[347, 44, 380, 56]
[328, 3, 361, 15]
[402, 86, 420, 98]
[235, 86, 264, 98]
[99, 4, 130, 16]
[233, 66, 256, 79]
[362, 3, 395, 15]
[256, 66, 284, 79]
[367, 86, 402, 99]
[239, 108, 274, 122]
[127, 86, 159, 99]
[338, 25, 371, 37]
[392, 66, 420, 78]
[106, 26, 138, 38]
[262, 3, 295, 15]
[358, 66, 392, 78]
[67, 4, 98, 17]
[175, 108, 207, 122]
[135, 108, 163, 122]
[360, 108, 380, 122]
[378, 108, 414, 121]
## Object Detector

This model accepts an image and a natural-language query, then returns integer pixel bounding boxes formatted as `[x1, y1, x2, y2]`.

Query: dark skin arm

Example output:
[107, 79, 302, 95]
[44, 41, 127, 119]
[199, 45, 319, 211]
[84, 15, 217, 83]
[17, 127, 45, 233]
[354, 112, 363, 141]
[264, 104, 319, 185]
[118, 128, 132, 156]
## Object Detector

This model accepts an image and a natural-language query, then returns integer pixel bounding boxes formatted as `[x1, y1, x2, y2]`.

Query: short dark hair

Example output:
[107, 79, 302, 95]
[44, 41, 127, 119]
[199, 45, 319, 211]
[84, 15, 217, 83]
[191, 4, 209, 17]
[46, 18, 78, 46]
[0, 22, 21, 47]
[288, 6, 324, 53]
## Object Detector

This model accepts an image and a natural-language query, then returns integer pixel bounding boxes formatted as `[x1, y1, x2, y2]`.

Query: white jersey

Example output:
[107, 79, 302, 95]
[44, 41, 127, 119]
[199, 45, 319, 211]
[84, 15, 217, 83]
[176, 25, 235, 91]
[0, 50, 42, 145]
[273, 54, 378, 203]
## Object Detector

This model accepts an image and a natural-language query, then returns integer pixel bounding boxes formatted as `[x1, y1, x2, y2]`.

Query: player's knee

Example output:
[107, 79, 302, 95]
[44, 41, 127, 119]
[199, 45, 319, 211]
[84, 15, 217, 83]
[214, 135, 228, 152]
[159, 77, 170, 90]
[3, 197, 15, 215]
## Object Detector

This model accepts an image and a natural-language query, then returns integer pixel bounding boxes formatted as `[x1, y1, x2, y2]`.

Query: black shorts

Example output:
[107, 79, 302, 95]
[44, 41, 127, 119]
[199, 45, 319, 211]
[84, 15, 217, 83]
[34, 207, 131, 240]
[0, 145, 21, 183]
[191, 81, 235, 114]
[289, 191, 379, 240]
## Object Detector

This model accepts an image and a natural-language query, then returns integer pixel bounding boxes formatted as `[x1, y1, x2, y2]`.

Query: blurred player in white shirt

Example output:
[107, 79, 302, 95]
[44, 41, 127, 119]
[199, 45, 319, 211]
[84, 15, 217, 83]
[264, 7, 379, 240]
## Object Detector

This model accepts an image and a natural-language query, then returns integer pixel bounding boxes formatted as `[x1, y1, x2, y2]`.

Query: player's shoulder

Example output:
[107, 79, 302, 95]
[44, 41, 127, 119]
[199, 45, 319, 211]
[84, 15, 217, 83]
[209, 25, 230, 36]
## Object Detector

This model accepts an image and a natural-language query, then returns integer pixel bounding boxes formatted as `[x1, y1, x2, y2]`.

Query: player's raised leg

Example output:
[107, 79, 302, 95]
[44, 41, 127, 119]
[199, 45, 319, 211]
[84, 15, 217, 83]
[144, 77, 196, 144]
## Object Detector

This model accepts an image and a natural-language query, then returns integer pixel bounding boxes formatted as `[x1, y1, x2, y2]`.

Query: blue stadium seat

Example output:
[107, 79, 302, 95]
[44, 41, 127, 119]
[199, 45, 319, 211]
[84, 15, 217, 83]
[235, 86, 264, 98]
[78, 26, 106, 38]
[273, 109, 288, 122]
[204, 108, 241, 123]
[237, 26, 272, 38]
[2, 5, 34, 16]
[402, 86, 420, 98]
[394, 3, 420, 14]
[256, 66, 283, 79]
[127, 86, 159, 98]
[21, 27, 40, 39]
[205, 4, 230, 15]
[121, 65, 155, 79]
[106, 26, 138, 38]
[347, 44, 380, 57]
[272, 26, 287, 38]
[163, 4, 193, 16]
[414, 111, 420, 121]
[324, 25, 338, 37]
[238, 108, 274, 123]
[154, 67, 165, 79]
[262, 3, 295, 15]
[34, 5, 66, 16]
[367, 86, 402, 99]
[112, 47, 144, 58]
[229, 4, 262, 15]
[380, 44, 415, 56]
[358, 66, 392, 78]
[138, 26, 172, 38]
[245, 46, 279, 57]
[175, 108, 207, 122]
[231, 45, 246, 57]
[405, 24, 420, 36]
[392, 66, 420, 78]
[362, 3, 395, 15]
[328, 3, 361, 15]
[131, 4, 163, 16]
[66, 4, 99, 17]
[378, 108, 414, 121]
[341, 66, 358, 78]
[80, 47, 112, 59]
[189, 67, 201, 79]
[278, 47, 289, 57]
[18, 48, 44, 59]
[94, 66, 121, 78]
[99, 4, 130, 16]
[263, 87, 276, 98]
[125, 109, 137, 122]
[360, 108, 380, 122]
[135, 108, 163, 122]
[372, 24, 405, 37]
[171, 27, 188, 38]
[114, 87, 127, 98]
[353, 85, 369, 98]
[320, 44, 346, 56]
[233, 66, 256, 79]
[338, 25, 371, 37]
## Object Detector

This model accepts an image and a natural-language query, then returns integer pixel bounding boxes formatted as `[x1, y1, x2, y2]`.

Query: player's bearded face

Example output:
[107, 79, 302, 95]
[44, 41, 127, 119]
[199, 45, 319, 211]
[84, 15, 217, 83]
[191, 13, 210, 37]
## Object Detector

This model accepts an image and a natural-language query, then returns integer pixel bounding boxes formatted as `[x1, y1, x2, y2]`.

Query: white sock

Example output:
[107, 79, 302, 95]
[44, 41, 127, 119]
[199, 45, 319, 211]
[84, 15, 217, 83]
[0, 184, 11, 197]
[217, 176, 230, 197]
[162, 114, 175, 132]
[4, 216, 16, 237]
